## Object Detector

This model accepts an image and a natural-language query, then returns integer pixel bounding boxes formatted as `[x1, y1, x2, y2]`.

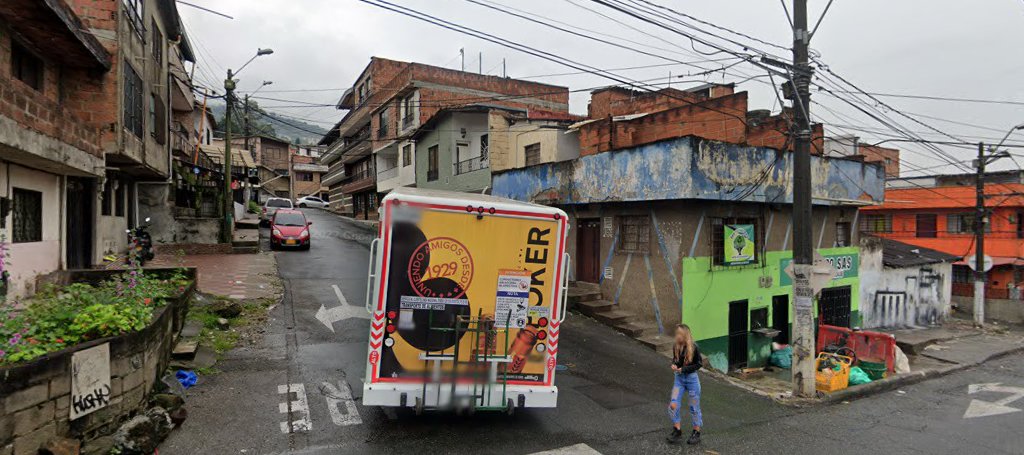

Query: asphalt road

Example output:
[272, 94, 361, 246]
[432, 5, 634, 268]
[161, 209, 1024, 455]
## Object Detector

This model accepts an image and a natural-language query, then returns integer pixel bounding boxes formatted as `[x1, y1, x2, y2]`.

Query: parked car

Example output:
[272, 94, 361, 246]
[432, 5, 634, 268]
[296, 195, 328, 209]
[270, 209, 312, 250]
[261, 197, 293, 226]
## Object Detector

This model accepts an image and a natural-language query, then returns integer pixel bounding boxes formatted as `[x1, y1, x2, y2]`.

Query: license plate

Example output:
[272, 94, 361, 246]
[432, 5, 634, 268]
[285, 239, 298, 245]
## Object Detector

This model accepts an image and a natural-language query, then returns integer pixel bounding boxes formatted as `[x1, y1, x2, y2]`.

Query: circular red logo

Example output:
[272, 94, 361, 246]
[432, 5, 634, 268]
[546, 357, 556, 371]
[407, 237, 474, 298]
[369, 351, 380, 365]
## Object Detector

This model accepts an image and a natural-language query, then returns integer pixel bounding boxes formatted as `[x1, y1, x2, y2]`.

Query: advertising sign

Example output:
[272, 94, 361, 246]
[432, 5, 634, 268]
[780, 252, 859, 286]
[723, 224, 756, 266]
[375, 207, 563, 385]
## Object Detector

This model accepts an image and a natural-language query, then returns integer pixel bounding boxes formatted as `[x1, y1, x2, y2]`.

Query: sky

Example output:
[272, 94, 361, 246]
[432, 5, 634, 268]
[179, 0, 1024, 177]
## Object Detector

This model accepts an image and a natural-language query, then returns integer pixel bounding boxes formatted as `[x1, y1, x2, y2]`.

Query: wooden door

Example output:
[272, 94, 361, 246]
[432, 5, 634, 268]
[576, 219, 601, 283]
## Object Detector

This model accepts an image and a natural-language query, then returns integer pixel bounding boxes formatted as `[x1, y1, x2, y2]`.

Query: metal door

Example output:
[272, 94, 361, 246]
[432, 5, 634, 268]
[576, 219, 601, 283]
[65, 177, 94, 269]
[772, 295, 789, 344]
[819, 285, 852, 327]
[728, 299, 749, 368]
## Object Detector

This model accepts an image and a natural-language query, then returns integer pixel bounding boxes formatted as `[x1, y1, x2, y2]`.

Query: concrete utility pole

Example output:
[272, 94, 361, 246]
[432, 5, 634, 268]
[974, 142, 986, 326]
[790, 0, 816, 397]
[221, 49, 273, 244]
[222, 69, 236, 244]
[243, 94, 250, 155]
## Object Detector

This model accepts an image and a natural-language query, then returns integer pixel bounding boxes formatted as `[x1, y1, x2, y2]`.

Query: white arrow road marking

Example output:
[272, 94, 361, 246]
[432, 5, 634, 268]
[317, 285, 370, 332]
[964, 382, 1024, 419]
[529, 444, 603, 455]
[278, 383, 312, 433]
[321, 381, 362, 427]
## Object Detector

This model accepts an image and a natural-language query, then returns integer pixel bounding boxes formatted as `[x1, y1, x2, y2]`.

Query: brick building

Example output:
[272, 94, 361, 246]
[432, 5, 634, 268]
[290, 146, 328, 200]
[861, 174, 1024, 302]
[0, 0, 111, 298]
[492, 84, 886, 371]
[319, 57, 570, 219]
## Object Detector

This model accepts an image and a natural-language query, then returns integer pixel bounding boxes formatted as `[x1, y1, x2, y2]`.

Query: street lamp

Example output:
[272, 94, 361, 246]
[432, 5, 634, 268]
[972, 122, 1024, 327]
[222, 48, 273, 243]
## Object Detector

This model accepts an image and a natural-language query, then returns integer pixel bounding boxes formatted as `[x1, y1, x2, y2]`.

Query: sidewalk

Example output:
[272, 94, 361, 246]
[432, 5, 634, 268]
[707, 318, 1024, 404]
[148, 252, 279, 300]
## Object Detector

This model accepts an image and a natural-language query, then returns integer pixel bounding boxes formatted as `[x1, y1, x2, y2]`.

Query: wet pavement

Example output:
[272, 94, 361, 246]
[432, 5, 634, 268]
[160, 208, 1024, 455]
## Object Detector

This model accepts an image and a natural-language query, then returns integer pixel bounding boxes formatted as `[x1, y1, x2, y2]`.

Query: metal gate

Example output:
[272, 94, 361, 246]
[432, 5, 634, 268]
[819, 286, 852, 328]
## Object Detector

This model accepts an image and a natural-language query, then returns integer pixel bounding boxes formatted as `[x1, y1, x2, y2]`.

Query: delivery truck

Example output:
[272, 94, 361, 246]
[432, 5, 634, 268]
[362, 188, 570, 414]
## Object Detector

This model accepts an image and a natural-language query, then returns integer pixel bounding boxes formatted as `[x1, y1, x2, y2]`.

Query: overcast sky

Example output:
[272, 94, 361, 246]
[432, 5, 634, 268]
[179, 0, 1024, 176]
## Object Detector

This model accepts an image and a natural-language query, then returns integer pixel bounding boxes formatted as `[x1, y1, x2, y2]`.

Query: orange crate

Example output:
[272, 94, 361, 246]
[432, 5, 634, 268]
[815, 353, 852, 393]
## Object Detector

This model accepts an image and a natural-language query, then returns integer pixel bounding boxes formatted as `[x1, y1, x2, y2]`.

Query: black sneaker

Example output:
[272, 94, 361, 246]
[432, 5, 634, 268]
[686, 430, 701, 445]
[666, 428, 683, 443]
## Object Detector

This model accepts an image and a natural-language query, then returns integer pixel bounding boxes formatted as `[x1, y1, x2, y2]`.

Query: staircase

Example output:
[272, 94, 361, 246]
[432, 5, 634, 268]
[568, 282, 674, 357]
[232, 219, 261, 254]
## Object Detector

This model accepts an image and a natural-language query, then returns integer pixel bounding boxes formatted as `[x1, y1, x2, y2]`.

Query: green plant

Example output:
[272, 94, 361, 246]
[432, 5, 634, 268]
[247, 200, 261, 214]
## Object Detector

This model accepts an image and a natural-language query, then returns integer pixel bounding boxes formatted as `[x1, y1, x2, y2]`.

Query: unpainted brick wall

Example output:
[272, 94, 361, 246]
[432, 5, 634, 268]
[0, 20, 105, 158]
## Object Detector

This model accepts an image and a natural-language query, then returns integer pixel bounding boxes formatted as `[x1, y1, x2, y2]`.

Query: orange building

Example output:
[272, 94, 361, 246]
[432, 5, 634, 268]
[861, 182, 1024, 299]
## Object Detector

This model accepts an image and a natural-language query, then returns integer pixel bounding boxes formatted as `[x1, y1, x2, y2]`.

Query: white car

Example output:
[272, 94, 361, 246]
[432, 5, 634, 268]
[295, 195, 328, 209]
[261, 197, 293, 225]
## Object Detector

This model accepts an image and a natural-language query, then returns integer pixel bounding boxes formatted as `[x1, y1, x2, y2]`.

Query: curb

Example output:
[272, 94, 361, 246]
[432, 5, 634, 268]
[822, 343, 1024, 403]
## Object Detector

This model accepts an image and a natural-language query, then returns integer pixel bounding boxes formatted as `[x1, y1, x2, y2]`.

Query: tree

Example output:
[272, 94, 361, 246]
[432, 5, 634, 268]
[214, 98, 276, 137]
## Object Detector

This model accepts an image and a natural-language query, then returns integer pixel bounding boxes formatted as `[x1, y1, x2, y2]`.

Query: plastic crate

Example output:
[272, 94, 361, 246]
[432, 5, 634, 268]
[815, 353, 853, 393]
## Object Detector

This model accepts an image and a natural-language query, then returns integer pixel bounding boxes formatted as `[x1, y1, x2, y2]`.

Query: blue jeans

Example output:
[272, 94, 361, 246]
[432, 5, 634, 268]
[668, 372, 702, 429]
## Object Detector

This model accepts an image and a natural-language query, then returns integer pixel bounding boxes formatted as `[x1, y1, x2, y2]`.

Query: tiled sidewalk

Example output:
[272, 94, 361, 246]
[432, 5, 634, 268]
[148, 253, 279, 300]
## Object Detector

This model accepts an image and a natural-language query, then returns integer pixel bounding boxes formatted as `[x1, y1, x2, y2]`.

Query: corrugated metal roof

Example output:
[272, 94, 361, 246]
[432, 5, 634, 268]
[881, 237, 959, 268]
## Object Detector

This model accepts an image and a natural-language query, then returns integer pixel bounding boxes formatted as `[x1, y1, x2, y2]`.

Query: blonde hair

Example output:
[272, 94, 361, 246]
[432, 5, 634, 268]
[674, 324, 696, 365]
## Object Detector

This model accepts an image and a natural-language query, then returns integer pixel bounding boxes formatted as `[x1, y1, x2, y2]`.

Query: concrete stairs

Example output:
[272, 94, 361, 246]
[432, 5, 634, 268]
[232, 221, 261, 254]
[569, 281, 671, 356]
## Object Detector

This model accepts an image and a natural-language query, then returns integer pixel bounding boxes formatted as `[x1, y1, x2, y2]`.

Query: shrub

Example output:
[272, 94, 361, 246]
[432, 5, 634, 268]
[0, 270, 191, 366]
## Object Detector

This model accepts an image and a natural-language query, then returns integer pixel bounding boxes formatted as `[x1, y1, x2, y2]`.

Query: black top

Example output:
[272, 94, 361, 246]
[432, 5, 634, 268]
[673, 344, 703, 374]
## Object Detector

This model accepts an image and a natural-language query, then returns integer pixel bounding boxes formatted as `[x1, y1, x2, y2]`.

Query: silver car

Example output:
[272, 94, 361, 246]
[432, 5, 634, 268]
[261, 197, 293, 225]
[295, 195, 328, 209]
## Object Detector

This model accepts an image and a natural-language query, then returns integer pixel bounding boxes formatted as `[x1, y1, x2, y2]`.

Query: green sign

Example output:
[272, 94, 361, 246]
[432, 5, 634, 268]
[723, 224, 756, 266]
[779, 253, 859, 286]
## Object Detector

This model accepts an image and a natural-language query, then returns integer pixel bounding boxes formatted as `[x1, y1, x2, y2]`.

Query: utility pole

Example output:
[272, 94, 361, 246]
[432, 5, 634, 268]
[790, 0, 816, 397]
[479, 51, 482, 74]
[974, 142, 986, 327]
[243, 94, 251, 157]
[222, 69, 236, 244]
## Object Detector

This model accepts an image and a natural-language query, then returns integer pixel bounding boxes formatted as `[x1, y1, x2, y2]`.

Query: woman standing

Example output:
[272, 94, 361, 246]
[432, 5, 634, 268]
[667, 324, 703, 445]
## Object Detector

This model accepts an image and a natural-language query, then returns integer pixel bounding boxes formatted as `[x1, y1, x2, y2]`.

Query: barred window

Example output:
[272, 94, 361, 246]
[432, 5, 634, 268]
[860, 214, 892, 233]
[13, 188, 42, 243]
[953, 265, 972, 283]
[836, 222, 851, 247]
[525, 143, 541, 166]
[947, 213, 990, 234]
[123, 61, 144, 138]
[618, 216, 650, 253]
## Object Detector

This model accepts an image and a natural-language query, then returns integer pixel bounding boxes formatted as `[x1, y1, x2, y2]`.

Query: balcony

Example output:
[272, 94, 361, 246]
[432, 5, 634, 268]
[340, 168, 376, 194]
[454, 156, 489, 175]
[377, 166, 399, 181]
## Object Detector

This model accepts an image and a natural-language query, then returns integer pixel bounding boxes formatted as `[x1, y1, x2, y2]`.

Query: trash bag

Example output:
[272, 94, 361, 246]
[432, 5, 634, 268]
[175, 370, 198, 389]
[849, 366, 872, 385]
[770, 347, 793, 369]
[894, 347, 911, 374]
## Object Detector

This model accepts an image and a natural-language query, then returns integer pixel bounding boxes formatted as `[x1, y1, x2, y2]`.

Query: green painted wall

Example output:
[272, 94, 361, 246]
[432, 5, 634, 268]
[681, 247, 861, 372]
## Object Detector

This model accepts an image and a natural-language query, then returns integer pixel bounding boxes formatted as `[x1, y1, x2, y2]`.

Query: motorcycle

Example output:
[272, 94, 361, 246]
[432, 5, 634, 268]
[126, 217, 155, 266]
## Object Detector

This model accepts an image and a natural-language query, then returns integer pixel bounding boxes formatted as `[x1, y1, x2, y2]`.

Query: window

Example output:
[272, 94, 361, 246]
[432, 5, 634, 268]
[916, 213, 938, 238]
[836, 222, 851, 247]
[122, 0, 144, 36]
[860, 214, 892, 233]
[953, 265, 972, 283]
[402, 144, 413, 167]
[618, 216, 650, 253]
[525, 143, 541, 166]
[101, 178, 113, 216]
[947, 213, 990, 234]
[377, 108, 389, 139]
[12, 188, 42, 243]
[480, 134, 489, 161]
[115, 179, 126, 217]
[357, 82, 368, 106]
[401, 93, 415, 129]
[151, 20, 163, 67]
[295, 172, 313, 182]
[711, 217, 759, 266]
[427, 145, 439, 181]
[123, 61, 144, 138]
[149, 94, 157, 137]
[11, 41, 43, 91]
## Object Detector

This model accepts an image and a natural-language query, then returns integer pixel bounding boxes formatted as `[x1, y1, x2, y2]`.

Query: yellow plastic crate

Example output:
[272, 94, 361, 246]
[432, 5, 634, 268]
[815, 353, 853, 393]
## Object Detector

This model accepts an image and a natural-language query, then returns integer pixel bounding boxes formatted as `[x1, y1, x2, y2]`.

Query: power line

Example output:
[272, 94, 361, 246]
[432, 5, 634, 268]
[824, 90, 1024, 107]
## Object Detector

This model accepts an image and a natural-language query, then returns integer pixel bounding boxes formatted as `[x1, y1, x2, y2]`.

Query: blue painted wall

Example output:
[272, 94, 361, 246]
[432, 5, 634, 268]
[492, 136, 885, 206]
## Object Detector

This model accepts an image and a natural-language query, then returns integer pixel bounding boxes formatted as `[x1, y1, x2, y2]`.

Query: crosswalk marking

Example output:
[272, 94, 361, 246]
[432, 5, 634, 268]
[529, 444, 602, 455]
